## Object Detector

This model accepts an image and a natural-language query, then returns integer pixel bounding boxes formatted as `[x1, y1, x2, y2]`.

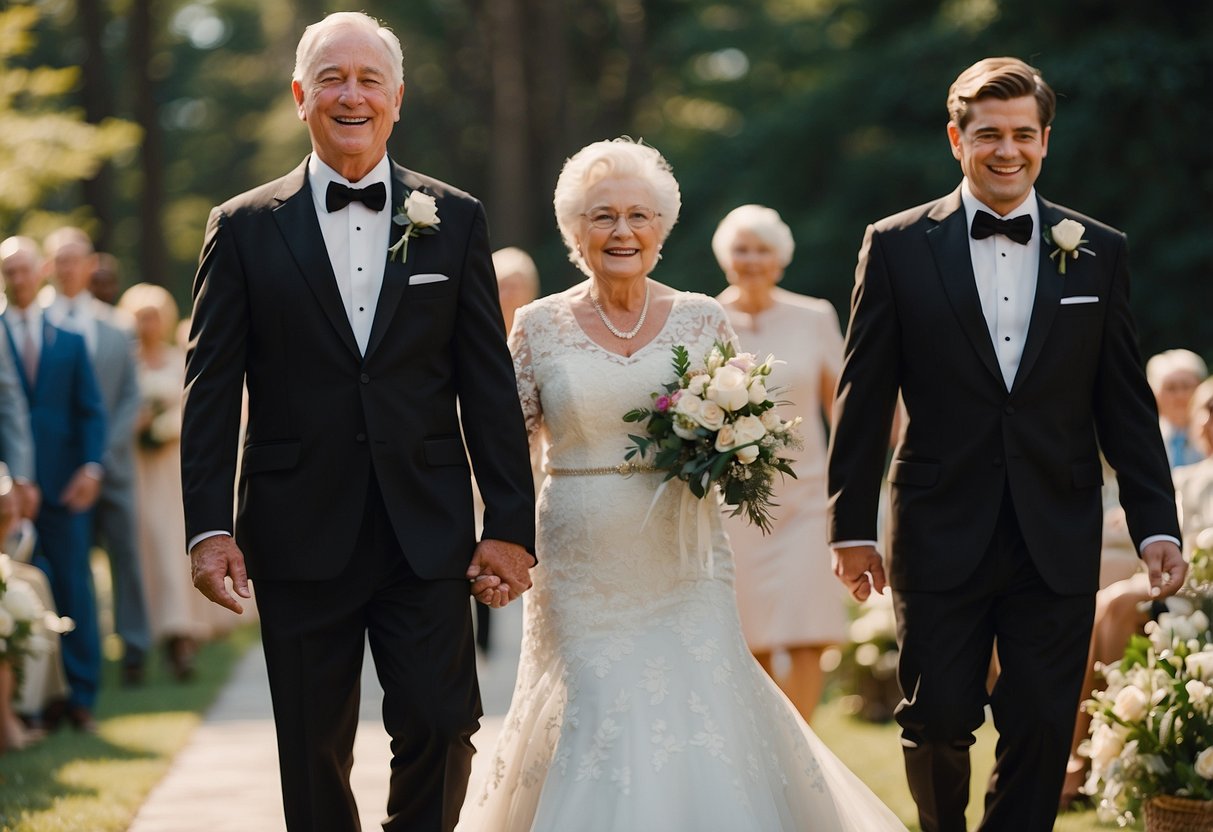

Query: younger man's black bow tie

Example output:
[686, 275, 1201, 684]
[970, 210, 1033, 245]
[326, 181, 387, 213]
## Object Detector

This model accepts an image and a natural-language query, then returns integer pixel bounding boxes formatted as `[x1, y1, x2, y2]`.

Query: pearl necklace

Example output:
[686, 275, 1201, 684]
[591, 283, 650, 340]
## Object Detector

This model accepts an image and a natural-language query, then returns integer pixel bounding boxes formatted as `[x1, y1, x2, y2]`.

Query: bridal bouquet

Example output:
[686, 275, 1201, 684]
[137, 372, 181, 451]
[622, 341, 802, 533]
[1081, 534, 1213, 825]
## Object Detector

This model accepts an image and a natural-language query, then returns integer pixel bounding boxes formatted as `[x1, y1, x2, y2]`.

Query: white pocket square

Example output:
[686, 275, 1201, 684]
[1059, 295, 1099, 305]
[408, 273, 449, 285]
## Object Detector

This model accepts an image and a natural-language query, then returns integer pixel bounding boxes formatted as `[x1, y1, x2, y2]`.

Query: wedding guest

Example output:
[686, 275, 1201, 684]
[827, 57, 1183, 831]
[0, 327, 36, 536]
[42, 228, 152, 686]
[0, 235, 107, 733]
[712, 204, 845, 722]
[471, 247, 543, 655]
[181, 13, 535, 831]
[1147, 349, 1208, 468]
[89, 253, 122, 306]
[118, 283, 214, 680]
[462, 137, 907, 831]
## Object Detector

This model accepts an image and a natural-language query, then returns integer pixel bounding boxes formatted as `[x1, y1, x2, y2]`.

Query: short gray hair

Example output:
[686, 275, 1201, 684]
[1147, 349, 1208, 392]
[553, 138, 681, 277]
[492, 247, 539, 298]
[0, 236, 41, 265]
[711, 204, 795, 272]
[293, 12, 404, 90]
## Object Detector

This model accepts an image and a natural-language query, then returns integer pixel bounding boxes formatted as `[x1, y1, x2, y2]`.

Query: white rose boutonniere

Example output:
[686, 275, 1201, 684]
[1045, 218, 1095, 275]
[387, 188, 441, 263]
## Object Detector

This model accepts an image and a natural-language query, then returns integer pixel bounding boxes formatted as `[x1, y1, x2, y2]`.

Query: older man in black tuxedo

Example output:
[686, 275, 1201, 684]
[827, 57, 1185, 832]
[181, 12, 535, 832]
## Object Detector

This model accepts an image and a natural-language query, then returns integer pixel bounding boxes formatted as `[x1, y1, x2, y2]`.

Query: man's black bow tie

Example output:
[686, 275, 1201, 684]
[970, 210, 1033, 245]
[326, 181, 387, 213]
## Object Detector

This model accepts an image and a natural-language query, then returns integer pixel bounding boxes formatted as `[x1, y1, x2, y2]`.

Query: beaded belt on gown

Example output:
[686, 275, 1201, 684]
[544, 461, 658, 476]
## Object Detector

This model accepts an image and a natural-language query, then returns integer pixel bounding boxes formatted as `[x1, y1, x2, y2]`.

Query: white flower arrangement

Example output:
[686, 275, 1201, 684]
[622, 341, 802, 532]
[0, 554, 74, 685]
[1081, 529, 1213, 824]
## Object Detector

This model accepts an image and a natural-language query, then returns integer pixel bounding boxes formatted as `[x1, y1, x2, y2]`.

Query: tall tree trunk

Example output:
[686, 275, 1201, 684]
[78, 0, 113, 253]
[487, 0, 530, 246]
[131, 0, 167, 286]
[530, 0, 571, 254]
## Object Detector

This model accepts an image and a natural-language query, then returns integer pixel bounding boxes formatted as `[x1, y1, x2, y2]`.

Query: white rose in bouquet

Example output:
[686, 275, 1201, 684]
[706, 365, 749, 412]
[760, 409, 782, 433]
[731, 415, 767, 464]
[672, 416, 700, 441]
[747, 378, 768, 405]
[1112, 685, 1149, 722]
[674, 392, 704, 420]
[0, 605, 14, 638]
[1187, 679, 1213, 707]
[1088, 722, 1127, 776]
[714, 424, 737, 454]
[686, 372, 710, 397]
[695, 400, 726, 431]
[727, 353, 757, 373]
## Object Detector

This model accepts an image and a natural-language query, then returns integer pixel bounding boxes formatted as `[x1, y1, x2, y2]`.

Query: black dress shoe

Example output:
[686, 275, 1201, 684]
[67, 706, 97, 734]
[121, 662, 146, 688]
[41, 698, 68, 732]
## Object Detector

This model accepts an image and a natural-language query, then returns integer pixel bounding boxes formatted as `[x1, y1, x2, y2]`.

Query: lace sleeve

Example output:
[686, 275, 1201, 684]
[508, 310, 543, 441]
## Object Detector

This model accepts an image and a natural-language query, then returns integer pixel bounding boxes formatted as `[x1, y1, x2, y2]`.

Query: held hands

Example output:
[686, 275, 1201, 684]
[190, 535, 252, 614]
[831, 544, 888, 602]
[467, 538, 535, 608]
[60, 466, 102, 512]
[1142, 539, 1187, 600]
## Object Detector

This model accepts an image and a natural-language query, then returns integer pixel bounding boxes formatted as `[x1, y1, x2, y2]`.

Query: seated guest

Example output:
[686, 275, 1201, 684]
[1147, 348, 1208, 468]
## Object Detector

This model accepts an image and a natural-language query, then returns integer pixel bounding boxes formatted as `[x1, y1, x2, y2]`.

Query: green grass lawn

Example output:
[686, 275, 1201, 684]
[0, 625, 257, 832]
[813, 698, 1122, 831]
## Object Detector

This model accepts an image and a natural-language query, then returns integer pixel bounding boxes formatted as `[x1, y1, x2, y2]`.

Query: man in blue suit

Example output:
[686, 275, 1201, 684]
[0, 235, 107, 732]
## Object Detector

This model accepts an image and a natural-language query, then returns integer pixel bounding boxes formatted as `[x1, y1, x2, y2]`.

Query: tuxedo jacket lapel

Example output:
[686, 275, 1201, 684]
[1010, 197, 1066, 396]
[364, 163, 424, 361]
[271, 159, 362, 359]
[926, 190, 1004, 387]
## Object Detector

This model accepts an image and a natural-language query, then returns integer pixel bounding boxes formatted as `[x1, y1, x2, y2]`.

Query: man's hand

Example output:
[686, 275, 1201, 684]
[15, 480, 40, 521]
[60, 467, 101, 512]
[831, 544, 888, 602]
[191, 535, 252, 614]
[1142, 539, 1187, 600]
[467, 539, 535, 608]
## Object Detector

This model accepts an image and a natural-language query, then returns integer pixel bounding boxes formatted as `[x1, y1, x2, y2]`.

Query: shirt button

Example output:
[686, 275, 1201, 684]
[360, 373, 370, 384]
[355, 433, 366, 443]
[1004, 336, 1011, 342]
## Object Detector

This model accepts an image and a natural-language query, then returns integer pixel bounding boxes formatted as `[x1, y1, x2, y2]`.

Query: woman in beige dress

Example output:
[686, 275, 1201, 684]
[714, 204, 846, 721]
[119, 284, 223, 680]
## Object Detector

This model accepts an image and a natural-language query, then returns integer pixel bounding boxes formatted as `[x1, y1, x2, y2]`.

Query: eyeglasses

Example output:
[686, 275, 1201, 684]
[581, 206, 661, 230]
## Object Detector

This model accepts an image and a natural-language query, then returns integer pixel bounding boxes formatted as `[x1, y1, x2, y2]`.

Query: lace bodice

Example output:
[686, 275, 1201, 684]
[510, 289, 736, 472]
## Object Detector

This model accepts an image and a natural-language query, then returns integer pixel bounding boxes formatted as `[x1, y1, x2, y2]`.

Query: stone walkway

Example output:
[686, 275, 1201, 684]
[127, 603, 523, 832]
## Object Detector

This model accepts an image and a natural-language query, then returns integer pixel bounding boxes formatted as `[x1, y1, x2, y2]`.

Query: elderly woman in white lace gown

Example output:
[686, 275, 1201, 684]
[458, 138, 906, 832]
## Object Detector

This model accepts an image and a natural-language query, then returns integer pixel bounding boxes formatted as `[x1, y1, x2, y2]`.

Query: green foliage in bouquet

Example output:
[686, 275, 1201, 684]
[622, 341, 802, 533]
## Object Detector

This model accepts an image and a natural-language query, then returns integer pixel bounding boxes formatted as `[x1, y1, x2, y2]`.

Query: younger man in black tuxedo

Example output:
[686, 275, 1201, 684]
[827, 58, 1185, 831]
[181, 12, 535, 832]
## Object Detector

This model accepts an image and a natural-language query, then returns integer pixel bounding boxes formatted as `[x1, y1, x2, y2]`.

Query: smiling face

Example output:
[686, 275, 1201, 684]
[578, 176, 663, 285]
[948, 95, 1049, 216]
[292, 24, 403, 181]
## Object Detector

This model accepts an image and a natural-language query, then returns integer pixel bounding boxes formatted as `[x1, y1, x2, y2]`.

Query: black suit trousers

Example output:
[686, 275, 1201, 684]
[255, 474, 482, 832]
[892, 487, 1096, 832]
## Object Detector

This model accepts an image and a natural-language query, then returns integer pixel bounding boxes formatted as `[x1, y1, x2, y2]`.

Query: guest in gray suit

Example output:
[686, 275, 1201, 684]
[0, 332, 36, 525]
[41, 227, 151, 685]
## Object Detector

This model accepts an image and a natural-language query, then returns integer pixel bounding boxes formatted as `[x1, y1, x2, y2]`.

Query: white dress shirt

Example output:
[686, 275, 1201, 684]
[308, 153, 392, 356]
[960, 180, 1039, 391]
[7, 303, 43, 371]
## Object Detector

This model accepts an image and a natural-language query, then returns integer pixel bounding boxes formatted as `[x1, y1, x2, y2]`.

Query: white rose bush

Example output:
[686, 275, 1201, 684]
[1081, 533, 1213, 825]
[622, 341, 802, 532]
